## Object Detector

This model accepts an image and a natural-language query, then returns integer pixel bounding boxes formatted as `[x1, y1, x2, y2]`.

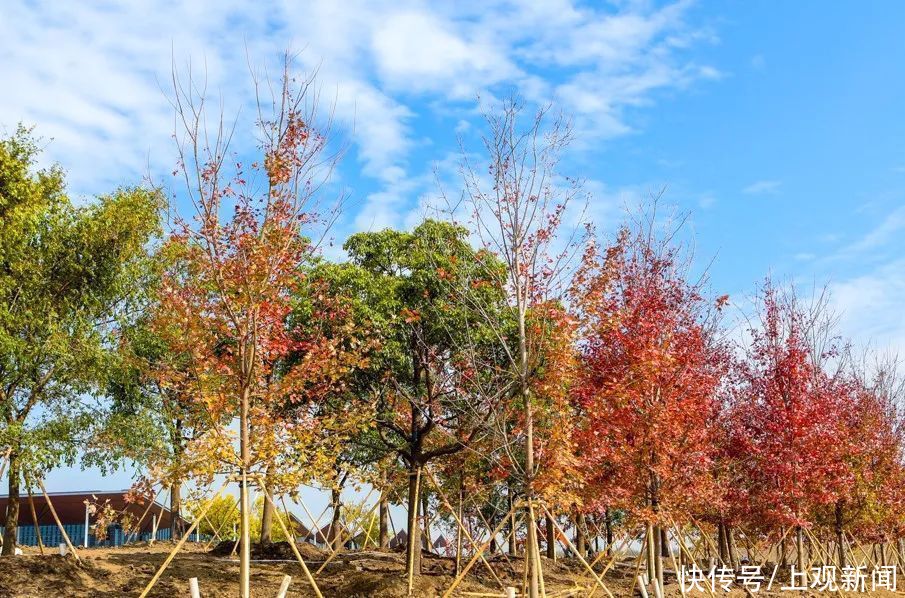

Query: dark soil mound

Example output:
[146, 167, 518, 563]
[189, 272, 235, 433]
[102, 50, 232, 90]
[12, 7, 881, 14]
[209, 540, 324, 560]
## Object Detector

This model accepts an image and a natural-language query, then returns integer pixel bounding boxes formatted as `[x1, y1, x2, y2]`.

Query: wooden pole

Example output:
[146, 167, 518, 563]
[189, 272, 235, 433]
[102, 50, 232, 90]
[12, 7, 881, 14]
[127, 485, 162, 544]
[26, 484, 44, 555]
[442, 501, 521, 598]
[540, 504, 614, 598]
[256, 478, 323, 598]
[423, 467, 507, 589]
[138, 478, 229, 598]
[407, 466, 422, 596]
[276, 575, 292, 598]
[36, 479, 80, 563]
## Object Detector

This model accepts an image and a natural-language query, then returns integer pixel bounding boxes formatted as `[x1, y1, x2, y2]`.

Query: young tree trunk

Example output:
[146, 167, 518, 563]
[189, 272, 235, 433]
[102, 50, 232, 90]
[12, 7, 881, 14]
[421, 491, 430, 551]
[330, 486, 343, 551]
[525, 399, 540, 598]
[575, 511, 586, 557]
[717, 521, 728, 564]
[405, 464, 422, 578]
[546, 514, 555, 559]
[835, 501, 846, 568]
[605, 508, 613, 556]
[727, 526, 738, 570]
[508, 484, 517, 557]
[239, 385, 251, 598]
[259, 490, 273, 544]
[796, 526, 805, 576]
[455, 478, 464, 575]
[646, 522, 656, 583]
[661, 527, 670, 558]
[170, 480, 185, 541]
[379, 470, 389, 549]
[2, 448, 20, 557]
[780, 535, 788, 568]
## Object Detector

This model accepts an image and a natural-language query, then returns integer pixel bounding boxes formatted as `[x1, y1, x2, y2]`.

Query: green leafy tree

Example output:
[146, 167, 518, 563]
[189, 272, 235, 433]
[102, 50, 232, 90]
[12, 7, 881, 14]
[0, 127, 161, 554]
[314, 219, 506, 576]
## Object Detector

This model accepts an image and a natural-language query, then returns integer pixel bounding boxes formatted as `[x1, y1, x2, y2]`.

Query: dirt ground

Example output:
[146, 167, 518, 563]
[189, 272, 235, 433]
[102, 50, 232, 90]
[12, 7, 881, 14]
[0, 542, 899, 597]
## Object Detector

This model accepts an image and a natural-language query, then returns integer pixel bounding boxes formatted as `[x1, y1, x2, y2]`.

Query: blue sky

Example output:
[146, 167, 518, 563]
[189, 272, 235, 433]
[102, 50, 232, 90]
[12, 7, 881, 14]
[3, 1, 905, 504]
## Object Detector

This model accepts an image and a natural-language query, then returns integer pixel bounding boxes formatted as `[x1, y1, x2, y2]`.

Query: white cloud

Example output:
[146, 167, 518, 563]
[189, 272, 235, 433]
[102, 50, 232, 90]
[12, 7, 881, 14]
[742, 179, 782, 195]
[829, 259, 905, 356]
[2, 0, 718, 229]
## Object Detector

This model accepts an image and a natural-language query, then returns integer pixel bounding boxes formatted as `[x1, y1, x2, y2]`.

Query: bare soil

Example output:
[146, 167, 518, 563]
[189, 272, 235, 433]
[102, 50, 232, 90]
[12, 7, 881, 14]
[0, 543, 898, 596]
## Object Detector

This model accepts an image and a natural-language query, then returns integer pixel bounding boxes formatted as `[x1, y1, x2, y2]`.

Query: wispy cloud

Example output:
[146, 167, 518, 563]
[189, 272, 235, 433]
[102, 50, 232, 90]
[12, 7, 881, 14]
[1, 0, 718, 229]
[742, 179, 782, 195]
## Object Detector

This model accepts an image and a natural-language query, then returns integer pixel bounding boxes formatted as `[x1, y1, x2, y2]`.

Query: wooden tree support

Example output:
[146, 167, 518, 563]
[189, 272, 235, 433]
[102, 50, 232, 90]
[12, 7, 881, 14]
[313, 486, 379, 575]
[36, 479, 81, 563]
[256, 477, 324, 598]
[442, 500, 523, 598]
[138, 478, 229, 598]
[189, 577, 201, 598]
[276, 575, 292, 598]
[424, 467, 509, 591]
[128, 484, 163, 545]
[539, 504, 614, 598]
[203, 495, 240, 551]
[25, 481, 45, 555]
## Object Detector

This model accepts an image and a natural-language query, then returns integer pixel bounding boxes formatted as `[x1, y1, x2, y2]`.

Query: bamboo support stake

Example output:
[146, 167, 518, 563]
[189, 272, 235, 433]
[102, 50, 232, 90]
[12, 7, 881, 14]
[667, 518, 717, 598]
[540, 504, 613, 598]
[529, 501, 546, 598]
[36, 479, 80, 563]
[276, 575, 292, 598]
[407, 467, 422, 597]
[204, 496, 240, 551]
[138, 478, 228, 598]
[627, 532, 647, 598]
[424, 468, 507, 589]
[26, 483, 44, 555]
[189, 577, 201, 598]
[297, 499, 334, 555]
[315, 487, 379, 575]
[257, 478, 324, 598]
[442, 501, 522, 598]
[127, 485, 163, 544]
[150, 486, 168, 544]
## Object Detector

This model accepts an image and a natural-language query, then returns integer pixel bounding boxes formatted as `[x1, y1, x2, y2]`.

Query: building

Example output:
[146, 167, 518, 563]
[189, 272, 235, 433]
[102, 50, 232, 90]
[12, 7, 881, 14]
[0, 489, 194, 548]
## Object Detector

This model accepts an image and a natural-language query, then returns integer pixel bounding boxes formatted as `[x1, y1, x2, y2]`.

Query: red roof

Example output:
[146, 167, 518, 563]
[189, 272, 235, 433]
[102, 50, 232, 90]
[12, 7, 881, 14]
[0, 490, 183, 532]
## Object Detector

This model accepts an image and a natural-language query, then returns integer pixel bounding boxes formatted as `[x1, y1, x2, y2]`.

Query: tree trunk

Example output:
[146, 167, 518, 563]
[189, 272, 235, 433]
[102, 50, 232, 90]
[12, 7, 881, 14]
[654, 525, 664, 591]
[646, 522, 656, 583]
[780, 535, 788, 568]
[835, 501, 846, 568]
[796, 526, 805, 577]
[2, 449, 20, 557]
[170, 480, 185, 542]
[379, 471, 389, 550]
[727, 526, 738, 570]
[575, 512, 586, 557]
[455, 478, 464, 575]
[330, 487, 342, 551]
[508, 484, 517, 557]
[605, 508, 613, 556]
[421, 490, 430, 551]
[405, 464, 422, 578]
[546, 514, 555, 559]
[661, 527, 670, 558]
[717, 521, 728, 564]
[260, 490, 273, 544]
[239, 385, 251, 598]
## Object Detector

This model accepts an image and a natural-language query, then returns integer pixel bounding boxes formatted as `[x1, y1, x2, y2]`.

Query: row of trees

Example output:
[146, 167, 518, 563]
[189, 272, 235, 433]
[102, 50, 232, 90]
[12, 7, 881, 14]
[2, 61, 903, 598]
